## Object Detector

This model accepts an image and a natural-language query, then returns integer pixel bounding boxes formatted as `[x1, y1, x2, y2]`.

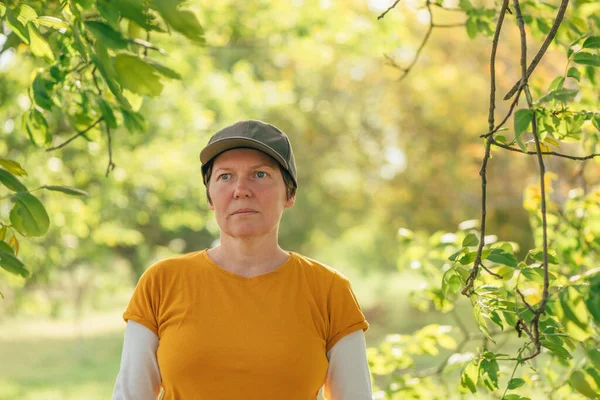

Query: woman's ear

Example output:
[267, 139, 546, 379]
[284, 194, 296, 209]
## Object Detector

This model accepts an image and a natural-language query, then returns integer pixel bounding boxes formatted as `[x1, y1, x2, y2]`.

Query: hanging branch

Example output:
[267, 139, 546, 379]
[462, 0, 510, 296]
[378, 0, 402, 20]
[503, 0, 570, 100]
[513, 0, 548, 362]
[105, 125, 116, 177]
[46, 117, 104, 151]
[383, 0, 465, 83]
[490, 139, 600, 160]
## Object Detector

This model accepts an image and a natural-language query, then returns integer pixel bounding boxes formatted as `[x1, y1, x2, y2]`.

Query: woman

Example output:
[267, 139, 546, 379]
[113, 120, 372, 399]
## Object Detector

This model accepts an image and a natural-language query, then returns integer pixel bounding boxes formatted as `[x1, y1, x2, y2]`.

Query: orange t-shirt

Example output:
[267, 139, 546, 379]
[123, 250, 369, 400]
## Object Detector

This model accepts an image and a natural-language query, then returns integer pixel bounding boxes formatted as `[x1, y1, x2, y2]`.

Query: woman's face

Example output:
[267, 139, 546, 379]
[207, 148, 295, 240]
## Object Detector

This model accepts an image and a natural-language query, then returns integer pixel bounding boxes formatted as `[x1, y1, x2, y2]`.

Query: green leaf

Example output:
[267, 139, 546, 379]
[115, 0, 164, 32]
[27, 22, 55, 62]
[9, 192, 50, 237]
[36, 16, 68, 29]
[527, 248, 559, 264]
[114, 54, 164, 97]
[91, 43, 131, 108]
[97, 98, 118, 129]
[0, 240, 13, 254]
[592, 115, 600, 132]
[514, 109, 532, 149]
[145, 59, 182, 80]
[586, 66, 596, 84]
[0, 169, 27, 192]
[462, 233, 479, 247]
[587, 348, 600, 370]
[548, 76, 565, 91]
[465, 17, 477, 39]
[16, 4, 37, 24]
[474, 304, 495, 343]
[0, 2, 5, 17]
[582, 36, 600, 49]
[521, 267, 554, 283]
[30, 72, 55, 111]
[84, 20, 129, 49]
[71, 21, 89, 61]
[541, 340, 572, 360]
[458, 251, 477, 265]
[486, 248, 517, 267]
[0, 159, 27, 176]
[5, 9, 30, 44]
[97, 0, 120, 28]
[480, 358, 499, 391]
[507, 378, 525, 390]
[490, 311, 503, 330]
[586, 293, 600, 325]
[122, 108, 147, 133]
[41, 185, 89, 197]
[449, 247, 465, 261]
[558, 287, 591, 341]
[0, 248, 29, 278]
[567, 67, 581, 81]
[21, 109, 50, 146]
[573, 52, 600, 67]
[570, 370, 599, 399]
[151, 0, 205, 43]
[461, 359, 479, 394]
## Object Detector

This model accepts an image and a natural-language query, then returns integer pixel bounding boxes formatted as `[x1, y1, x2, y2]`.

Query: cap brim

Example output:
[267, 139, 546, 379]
[199, 137, 289, 170]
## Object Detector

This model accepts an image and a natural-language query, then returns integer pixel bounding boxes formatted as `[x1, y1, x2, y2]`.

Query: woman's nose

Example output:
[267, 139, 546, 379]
[233, 178, 252, 198]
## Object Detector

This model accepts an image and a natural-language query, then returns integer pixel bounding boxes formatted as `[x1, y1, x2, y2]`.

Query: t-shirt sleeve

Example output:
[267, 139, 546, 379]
[326, 272, 369, 353]
[122, 266, 160, 336]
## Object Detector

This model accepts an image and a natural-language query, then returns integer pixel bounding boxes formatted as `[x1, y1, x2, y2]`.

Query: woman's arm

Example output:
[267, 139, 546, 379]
[113, 320, 162, 400]
[324, 330, 373, 400]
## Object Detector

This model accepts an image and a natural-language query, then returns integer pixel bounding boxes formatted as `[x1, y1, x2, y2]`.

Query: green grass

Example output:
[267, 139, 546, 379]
[0, 331, 123, 400]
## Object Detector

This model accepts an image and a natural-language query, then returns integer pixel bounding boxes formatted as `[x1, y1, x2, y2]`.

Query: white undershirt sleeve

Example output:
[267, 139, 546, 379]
[324, 330, 373, 400]
[113, 320, 162, 400]
[113, 322, 372, 400]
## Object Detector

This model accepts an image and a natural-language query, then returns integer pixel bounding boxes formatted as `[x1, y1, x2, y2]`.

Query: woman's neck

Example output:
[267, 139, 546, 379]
[207, 236, 290, 278]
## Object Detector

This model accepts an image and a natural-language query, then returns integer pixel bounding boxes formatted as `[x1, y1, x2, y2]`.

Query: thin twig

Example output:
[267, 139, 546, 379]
[513, 0, 549, 363]
[144, 31, 150, 57]
[431, 23, 466, 28]
[46, 118, 104, 151]
[516, 289, 535, 314]
[501, 347, 527, 398]
[490, 139, 600, 160]
[105, 125, 116, 177]
[92, 66, 102, 95]
[503, 0, 570, 100]
[462, 0, 510, 296]
[480, 89, 523, 138]
[378, 0, 402, 20]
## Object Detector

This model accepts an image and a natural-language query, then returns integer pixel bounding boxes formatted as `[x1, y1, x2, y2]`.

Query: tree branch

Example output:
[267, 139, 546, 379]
[462, 0, 510, 296]
[105, 125, 116, 177]
[46, 118, 104, 151]
[513, 0, 549, 363]
[490, 139, 600, 160]
[378, 0, 402, 20]
[503, 0, 570, 100]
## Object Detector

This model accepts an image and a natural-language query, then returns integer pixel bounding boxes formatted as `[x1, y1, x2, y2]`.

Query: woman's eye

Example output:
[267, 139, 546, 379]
[219, 173, 230, 180]
[256, 171, 267, 178]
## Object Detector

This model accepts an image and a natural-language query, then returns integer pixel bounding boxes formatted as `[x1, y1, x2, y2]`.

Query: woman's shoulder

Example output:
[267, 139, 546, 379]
[290, 252, 350, 283]
[142, 250, 205, 277]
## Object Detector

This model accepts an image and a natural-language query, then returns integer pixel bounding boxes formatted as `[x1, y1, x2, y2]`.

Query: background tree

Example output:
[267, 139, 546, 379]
[0, 0, 598, 399]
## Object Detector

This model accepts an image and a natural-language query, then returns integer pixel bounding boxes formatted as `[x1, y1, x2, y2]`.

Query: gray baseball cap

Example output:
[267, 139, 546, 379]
[200, 120, 298, 188]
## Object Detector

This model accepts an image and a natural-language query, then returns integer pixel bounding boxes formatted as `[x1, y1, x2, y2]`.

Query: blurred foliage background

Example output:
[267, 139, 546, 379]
[0, 0, 599, 399]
